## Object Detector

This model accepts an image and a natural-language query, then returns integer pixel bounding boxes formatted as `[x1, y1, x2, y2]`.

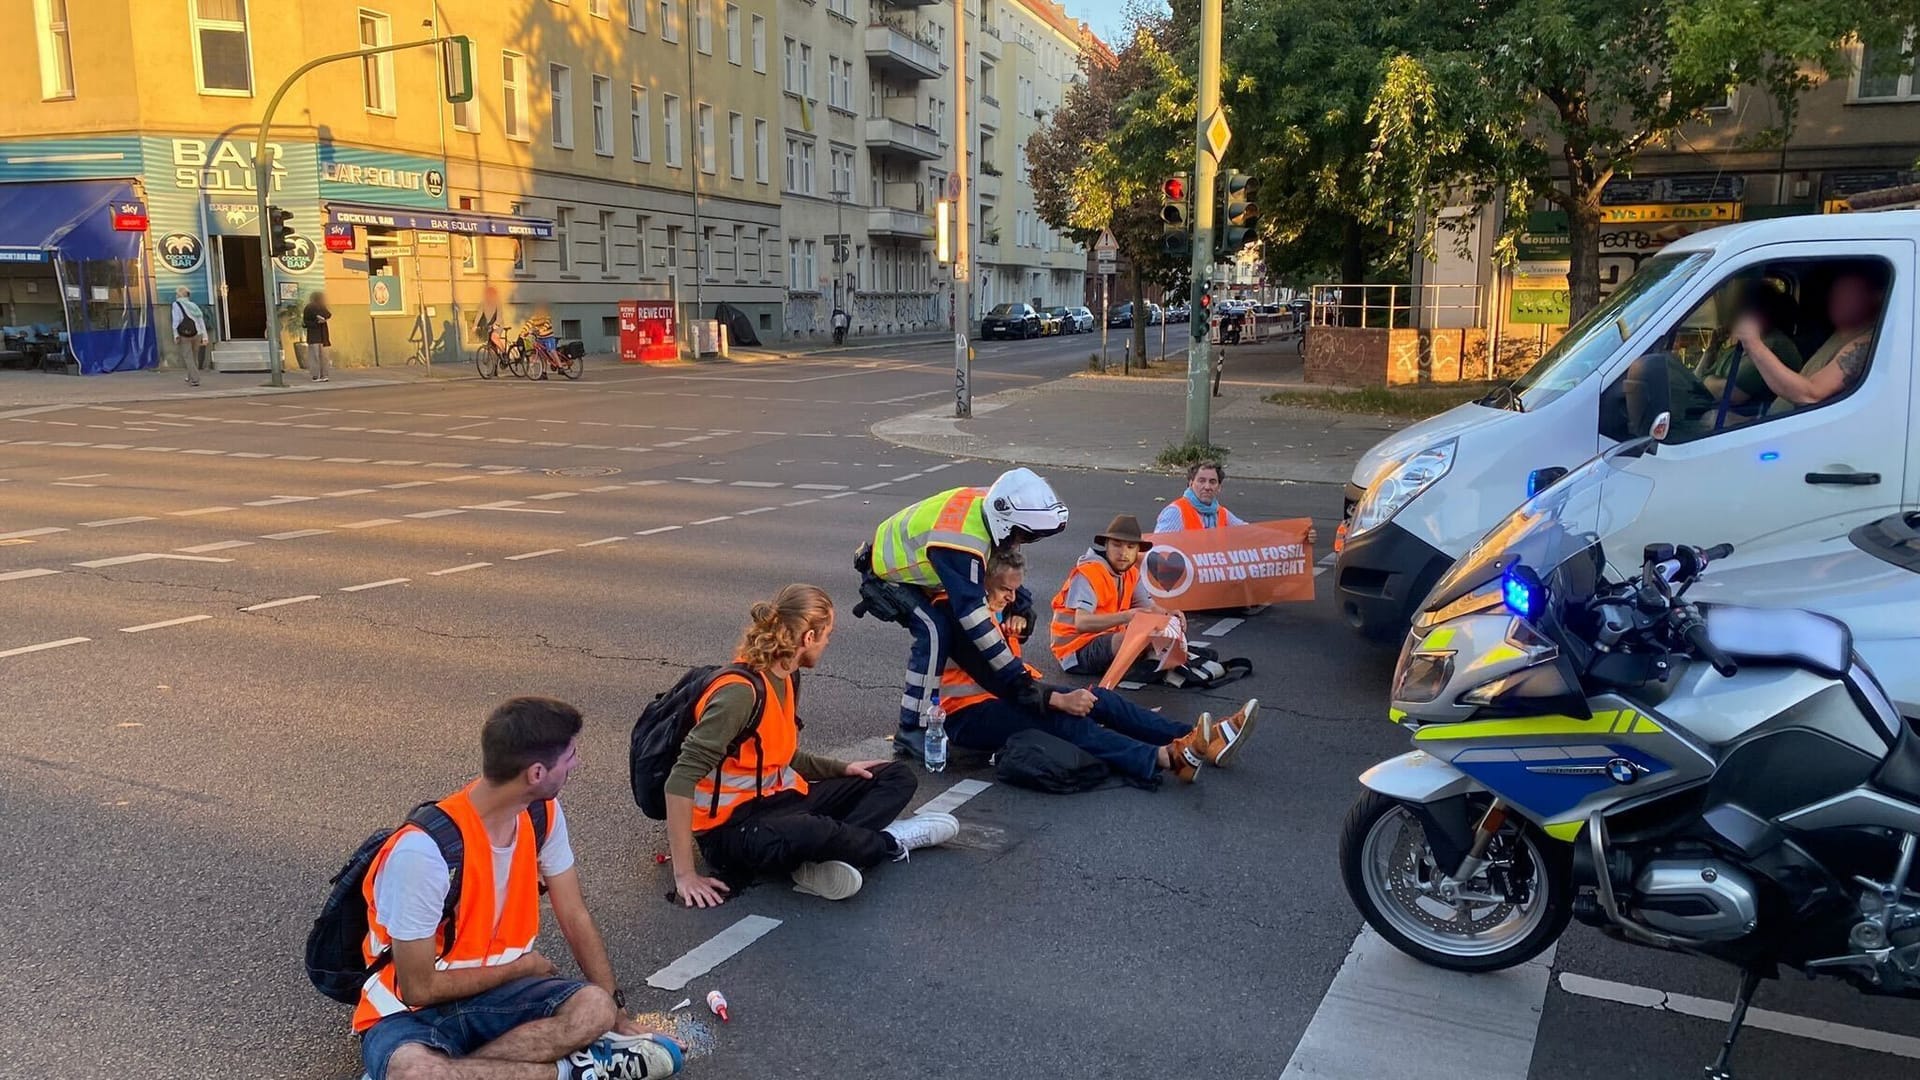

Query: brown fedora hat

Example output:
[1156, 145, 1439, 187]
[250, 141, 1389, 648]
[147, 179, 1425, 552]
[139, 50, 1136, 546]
[1094, 514, 1153, 550]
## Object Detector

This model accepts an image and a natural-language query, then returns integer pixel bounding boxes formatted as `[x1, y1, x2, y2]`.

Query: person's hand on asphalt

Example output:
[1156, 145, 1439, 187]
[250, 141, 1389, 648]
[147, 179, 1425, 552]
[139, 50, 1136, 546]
[1050, 688, 1098, 716]
[673, 872, 731, 908]
[843, 759, 892, 779]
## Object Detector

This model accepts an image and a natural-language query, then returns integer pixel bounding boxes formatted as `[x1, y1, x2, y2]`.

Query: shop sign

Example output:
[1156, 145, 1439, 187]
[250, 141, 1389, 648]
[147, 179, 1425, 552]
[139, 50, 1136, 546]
[318, 146, 449, 209]
[157, 233, 204, 271]
[368, 274, 406, 315]
[1598, 203, 1739, 225]
[276, 234, 317, 273]
[169, 138, 288, 194]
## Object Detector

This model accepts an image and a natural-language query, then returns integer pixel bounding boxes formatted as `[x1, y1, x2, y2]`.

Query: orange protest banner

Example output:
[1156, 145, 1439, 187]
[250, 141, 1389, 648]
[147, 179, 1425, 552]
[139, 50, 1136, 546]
[1140, 519, 1316, 611]
[1097, 611, 1189, 689]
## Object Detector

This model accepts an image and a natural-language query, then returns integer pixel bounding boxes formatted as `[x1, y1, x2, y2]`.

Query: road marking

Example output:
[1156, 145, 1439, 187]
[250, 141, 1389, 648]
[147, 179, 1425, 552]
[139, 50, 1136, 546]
[675, 477, 722, 485]
[170, 506, 237, 516]
[0, 569, 61, 582]
[73, 553, 233, 568]
[245, 496, 320, 507]
[261, 529, 333, 540]
[1202, 617, 1244, 637]
[730, 480, 782, 488]
[242, 595, 319, 611]
[325, 457, 372, 464]
[445, 420, 493, 431]
[577, 536, 627, 547]
[859, 482, 893, 491]
[737, 506, 778, 516]
[177, 540, 254, 553]
[1280, 928, 1554, 1079]
[0, 527, 67, 540]
[822, 491, 857, 499]
[380, 481, 435, 490]
[321, 488, 378, 498]
[690, 515, 732, 525]
[431, 563, 492, 576]
[80, 516, 154, 528]
[1556, 972, 1920, 1060]
[405, 509, 467, 519]
[341, 578, 410, 592]
[916, 778, 993, 817]
[0, 636, 90, 659]
[50, 482, 97, 488]
[341, 518, 402, 529]
[1314, 566, 1331, 578]
[528, 492, 580, 500]
[459, 505, 562, 514]
[57, 473, 109, 481]
[506, 548, 563, 560]
[645, 915, 783, 991]
[785, 498, 819, 507]
[119, 614, 213, 634]
[229, 451, 272, 459]
[636, 525, 682, 536]
[792, 483, 848, 491]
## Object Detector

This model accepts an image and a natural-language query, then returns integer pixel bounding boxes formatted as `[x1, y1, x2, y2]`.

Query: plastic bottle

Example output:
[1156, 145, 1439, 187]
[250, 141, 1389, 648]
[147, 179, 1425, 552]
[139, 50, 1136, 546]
[923, 696, 948, 773]
[706, 989, 730, 1022]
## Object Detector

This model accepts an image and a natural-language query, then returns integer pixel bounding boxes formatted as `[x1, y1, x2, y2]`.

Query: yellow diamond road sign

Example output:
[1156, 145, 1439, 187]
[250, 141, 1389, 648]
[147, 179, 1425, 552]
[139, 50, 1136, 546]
[1205, 110, 1232, 162]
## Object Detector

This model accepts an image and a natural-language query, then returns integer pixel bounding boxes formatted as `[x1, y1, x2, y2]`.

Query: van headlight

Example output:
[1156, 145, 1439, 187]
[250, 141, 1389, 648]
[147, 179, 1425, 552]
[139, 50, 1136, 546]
[1350, 440, 1456, 539]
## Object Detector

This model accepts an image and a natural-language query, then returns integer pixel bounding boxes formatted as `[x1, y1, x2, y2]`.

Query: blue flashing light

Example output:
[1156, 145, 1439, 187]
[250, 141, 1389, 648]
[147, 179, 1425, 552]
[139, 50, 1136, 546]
[1503, 567, 1544, 620]
[1759, 450, 1781, 462]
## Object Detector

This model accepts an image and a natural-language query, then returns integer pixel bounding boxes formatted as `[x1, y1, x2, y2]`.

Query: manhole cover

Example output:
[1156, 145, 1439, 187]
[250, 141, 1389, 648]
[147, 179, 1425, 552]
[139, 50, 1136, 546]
[544, 465, 622, 477]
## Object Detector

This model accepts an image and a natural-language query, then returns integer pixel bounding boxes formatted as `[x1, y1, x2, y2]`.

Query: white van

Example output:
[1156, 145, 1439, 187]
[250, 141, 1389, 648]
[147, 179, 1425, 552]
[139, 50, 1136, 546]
[1334, 211, 1916, 637]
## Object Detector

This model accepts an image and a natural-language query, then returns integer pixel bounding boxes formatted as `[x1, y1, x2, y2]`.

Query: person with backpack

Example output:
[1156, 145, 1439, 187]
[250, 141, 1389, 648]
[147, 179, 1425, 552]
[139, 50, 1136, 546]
[170, 285, 209, 387]
[942, 551, 1261, 785]
[340, 697, 683, 1080]
[665, 585, 960, 907]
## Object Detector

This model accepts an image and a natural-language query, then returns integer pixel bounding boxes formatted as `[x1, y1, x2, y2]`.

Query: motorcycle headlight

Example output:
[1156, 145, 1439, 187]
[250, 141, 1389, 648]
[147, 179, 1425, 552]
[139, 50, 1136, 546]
[1350, 440, 1457, 539]
[1394, 650, 1455, 704]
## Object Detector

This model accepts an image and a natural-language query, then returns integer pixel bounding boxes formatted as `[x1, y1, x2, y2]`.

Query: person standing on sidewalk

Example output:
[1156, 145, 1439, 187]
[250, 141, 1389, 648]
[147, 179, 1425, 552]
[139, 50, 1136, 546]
[169, 286, 209, 387]
[302, 290, 333, 382]
[667, 585, 960, 907]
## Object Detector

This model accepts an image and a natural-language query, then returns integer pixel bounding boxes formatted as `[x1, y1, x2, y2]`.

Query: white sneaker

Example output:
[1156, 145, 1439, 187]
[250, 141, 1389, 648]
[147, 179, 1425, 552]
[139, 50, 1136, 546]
[883, 811, 960, 860]
[791, 860, 864, 900]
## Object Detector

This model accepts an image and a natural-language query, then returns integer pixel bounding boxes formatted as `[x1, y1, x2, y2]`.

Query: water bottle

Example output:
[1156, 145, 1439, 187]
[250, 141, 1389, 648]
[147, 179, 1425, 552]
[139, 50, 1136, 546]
[922, 697, 948, 773]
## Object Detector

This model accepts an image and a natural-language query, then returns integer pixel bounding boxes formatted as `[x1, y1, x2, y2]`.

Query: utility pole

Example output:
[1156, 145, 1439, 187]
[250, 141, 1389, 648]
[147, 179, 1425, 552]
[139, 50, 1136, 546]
[952, 0, 972, 418]
[1185, 0, 1224, 445]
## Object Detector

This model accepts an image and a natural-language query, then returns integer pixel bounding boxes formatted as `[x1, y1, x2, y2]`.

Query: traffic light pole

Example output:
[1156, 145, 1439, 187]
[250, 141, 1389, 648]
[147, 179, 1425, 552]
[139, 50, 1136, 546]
[252, 36, 453, 387]
[952, 0, 972, 419]
[1185, 0, 1223, 446]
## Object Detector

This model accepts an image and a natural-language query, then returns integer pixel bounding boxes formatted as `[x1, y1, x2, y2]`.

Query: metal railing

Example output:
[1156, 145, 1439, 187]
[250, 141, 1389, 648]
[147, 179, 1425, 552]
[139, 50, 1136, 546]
[1308, 283, 1484, 330]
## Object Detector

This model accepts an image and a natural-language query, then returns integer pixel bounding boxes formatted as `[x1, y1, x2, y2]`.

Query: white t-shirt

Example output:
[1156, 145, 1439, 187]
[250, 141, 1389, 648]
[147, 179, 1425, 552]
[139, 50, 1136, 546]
[372, 800, 575, 944]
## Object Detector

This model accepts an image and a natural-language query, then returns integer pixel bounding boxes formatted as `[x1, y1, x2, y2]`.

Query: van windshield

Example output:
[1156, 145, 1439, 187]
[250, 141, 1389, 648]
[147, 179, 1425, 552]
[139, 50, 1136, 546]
[1502, 251, 1713, 412]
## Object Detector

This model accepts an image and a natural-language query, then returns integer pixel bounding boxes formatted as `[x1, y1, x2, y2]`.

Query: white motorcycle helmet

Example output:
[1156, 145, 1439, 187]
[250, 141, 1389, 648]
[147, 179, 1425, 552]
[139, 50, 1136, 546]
[984, 467, 1068, 546]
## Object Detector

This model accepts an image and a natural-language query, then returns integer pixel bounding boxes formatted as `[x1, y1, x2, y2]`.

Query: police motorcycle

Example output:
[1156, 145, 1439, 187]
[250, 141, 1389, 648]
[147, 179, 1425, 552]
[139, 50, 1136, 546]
[1339, 434, 1920, 1078]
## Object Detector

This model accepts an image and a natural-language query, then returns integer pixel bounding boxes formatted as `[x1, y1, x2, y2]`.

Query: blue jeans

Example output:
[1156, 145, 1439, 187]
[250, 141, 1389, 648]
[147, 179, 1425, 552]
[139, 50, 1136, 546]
[944, 688, 1191, 780]
[360, 976, 588, 1080]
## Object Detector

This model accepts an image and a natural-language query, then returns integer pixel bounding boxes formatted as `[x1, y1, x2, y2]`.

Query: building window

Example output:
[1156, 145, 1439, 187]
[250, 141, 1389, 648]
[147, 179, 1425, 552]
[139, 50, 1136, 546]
[460, 234, 480, 273]
[1857, 38, 1920, 101]
[830, 148, 853, 199]
[359, 11, 395, 115]
[838, 59, 854, 112]
[664, 94, 683, 167]
[503, 51, 529, 140]
[636, 214, 652, 275]
[804, 240, 817, 287]
[591, 75, 613, 155]
[556, 207, 573, 273]
[600, 210, 616, 273]
[698, 103, 717, 173]
[789, 239, 800, 287]
[590, 0, 609, 15]
[800, 44, 814, 99]
[660, 0, 680, 43]
[628, 0, 647, 30]
[751, 15, 766, 73]
[452, 86, 479, 132]
[696, 0, 713, 54]
[732, 224, 745, 280]
[827, 55, 843, 109]
[549, 63, 574, 148]
[702, 226, 715, 280]
[828, 0, 851, 17]
[192, 0, 253, 95]
[757, 227, 771, 281]
[753, 119, 769, 183]
[631, 85, 651, 162]
[33, 0, 74, 101]
[510, 202, 528, 271]
[666, 224, 681, 277]
[725, 5, 741, 65]
[783, 38, 799, 95]
[728, 112, 745, 180]
[784, 138, 815, 195]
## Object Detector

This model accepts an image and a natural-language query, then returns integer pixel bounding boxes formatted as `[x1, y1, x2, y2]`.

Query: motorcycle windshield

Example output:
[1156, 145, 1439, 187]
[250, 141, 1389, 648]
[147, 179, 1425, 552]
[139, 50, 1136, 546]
[1427, 442, 1657, 609]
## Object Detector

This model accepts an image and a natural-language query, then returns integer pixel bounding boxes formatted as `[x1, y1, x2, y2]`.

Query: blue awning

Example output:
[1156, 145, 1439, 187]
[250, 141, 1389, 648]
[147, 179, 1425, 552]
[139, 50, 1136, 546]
[0, 179, 146, 263]
[324, 201, 555, 239]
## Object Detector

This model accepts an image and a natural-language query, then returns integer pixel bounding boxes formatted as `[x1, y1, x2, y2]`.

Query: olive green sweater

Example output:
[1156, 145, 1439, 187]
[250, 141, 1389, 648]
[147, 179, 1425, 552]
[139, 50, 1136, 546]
[664, 679, 847, 800]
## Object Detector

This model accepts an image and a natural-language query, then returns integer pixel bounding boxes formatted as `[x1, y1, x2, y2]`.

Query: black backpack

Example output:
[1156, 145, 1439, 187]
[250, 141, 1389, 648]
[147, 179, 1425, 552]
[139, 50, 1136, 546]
[629, 665, 789, 821]
[994, 729, 1116, 793]
[304, 799, 550, 1004]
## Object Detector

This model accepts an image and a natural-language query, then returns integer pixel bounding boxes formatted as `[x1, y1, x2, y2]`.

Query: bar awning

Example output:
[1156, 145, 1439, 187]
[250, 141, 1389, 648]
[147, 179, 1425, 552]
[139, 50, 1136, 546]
[323, 201, 556, 239]
[0, 178, 144, 263]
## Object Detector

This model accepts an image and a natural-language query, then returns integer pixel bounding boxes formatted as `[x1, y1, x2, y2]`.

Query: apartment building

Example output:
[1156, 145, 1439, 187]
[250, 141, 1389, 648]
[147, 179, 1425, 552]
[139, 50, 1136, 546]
[3, 0, 1092, 370]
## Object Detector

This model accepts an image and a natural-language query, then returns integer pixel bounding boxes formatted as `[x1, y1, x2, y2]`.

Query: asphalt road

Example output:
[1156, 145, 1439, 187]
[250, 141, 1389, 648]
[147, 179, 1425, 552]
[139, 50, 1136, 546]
[1, 332, 1913, 1080]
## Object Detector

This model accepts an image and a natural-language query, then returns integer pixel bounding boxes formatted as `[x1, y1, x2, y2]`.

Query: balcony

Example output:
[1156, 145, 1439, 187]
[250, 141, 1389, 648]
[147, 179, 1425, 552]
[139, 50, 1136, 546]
[869, 205, 934, 240]
[865, 25, 942, 81]
[976, 95, 1001, 130]
[885, 0, 941, 7]
[975, 29, 1001, 60]
[975, 170, 1001, 199]
[864, 116, 942, 161]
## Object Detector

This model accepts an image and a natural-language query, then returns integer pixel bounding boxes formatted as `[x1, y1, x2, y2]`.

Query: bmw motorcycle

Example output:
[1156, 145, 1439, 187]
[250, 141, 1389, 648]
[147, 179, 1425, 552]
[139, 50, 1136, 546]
[1340, 439, 1920, 1078]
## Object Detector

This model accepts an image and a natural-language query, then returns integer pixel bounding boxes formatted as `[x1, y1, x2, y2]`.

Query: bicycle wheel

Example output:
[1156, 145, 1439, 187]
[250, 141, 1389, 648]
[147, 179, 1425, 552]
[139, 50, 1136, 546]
[503, 341, 530, 378]
[473, 343, 498, 379]
[559, 352, 583, 380]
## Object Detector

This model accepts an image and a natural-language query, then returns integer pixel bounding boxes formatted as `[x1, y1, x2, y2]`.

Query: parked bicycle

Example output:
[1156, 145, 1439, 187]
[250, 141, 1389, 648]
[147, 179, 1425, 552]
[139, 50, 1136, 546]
[516, 323, 583, 381]
[472, 323, 526, 379]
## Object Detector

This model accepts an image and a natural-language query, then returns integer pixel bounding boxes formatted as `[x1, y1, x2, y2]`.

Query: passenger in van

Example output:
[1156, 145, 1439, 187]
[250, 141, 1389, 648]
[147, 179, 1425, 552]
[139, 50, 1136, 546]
[1734, 266, 1883, 413]
[1693, 279, 1803, 415]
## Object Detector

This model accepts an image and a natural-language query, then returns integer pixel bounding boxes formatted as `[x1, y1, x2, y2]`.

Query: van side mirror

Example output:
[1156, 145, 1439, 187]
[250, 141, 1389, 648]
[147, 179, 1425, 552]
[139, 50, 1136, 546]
[1648, 411, 1671, 444]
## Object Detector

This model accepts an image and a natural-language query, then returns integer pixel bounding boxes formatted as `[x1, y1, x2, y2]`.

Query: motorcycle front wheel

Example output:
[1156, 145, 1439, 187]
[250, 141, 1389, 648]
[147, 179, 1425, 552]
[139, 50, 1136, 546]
[1339, 791, 1571, 972]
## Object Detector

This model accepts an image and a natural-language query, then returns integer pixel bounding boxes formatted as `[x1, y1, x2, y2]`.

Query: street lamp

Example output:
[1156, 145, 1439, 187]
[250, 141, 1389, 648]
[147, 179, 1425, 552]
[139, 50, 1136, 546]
[831, 188, 849, 310]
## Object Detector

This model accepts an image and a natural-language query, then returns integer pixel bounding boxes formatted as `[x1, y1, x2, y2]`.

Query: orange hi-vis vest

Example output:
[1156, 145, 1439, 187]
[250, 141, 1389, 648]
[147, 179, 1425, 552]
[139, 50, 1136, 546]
[353, 785, 553, 1033]
[941, 615, 1041, 712]
[1048, 553, 1140, 663]
[690, 669, 807, 832]
[1175, 498, 1231, 530]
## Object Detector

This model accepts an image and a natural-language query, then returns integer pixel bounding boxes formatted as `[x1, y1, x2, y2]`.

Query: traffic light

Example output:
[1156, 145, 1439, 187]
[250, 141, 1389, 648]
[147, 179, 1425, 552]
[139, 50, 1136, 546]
[267, 206, 296, 258]
[1160, 175, 1191, 258]
[1192, 283, 1212, 341]
[1220, 170, 1258, 255]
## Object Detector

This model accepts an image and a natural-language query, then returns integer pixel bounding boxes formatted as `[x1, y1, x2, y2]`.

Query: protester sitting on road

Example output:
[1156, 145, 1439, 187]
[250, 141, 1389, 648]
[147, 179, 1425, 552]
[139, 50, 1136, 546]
[1049, 514, 1168, 676]
[942, 551, 1260, 785]
[1156, 460, 1246, 532]
[1737, 265, 1883, 414]
[666, 585, 960, 906]
[355, 697, 684, 1080]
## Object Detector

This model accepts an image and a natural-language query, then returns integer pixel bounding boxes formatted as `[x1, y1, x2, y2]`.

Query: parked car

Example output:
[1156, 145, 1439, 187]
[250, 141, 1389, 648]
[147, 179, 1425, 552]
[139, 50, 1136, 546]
[1166, 302, 1190, 323]
[1045, 305, 1082, 334]
[1036, 308, 1065, 336]
[1107, 302, 1136, 328]
[981, 302, 1042, 339]
[1065, 305, 1096, 333]
[1147, 302, 1165, 325]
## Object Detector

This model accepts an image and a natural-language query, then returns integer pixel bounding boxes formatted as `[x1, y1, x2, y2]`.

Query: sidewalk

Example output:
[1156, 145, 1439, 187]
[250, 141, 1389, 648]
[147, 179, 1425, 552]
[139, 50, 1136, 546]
[0, 363, 462, 411]
[729, 329, 950, 362]
[872, 339, 1408, 485]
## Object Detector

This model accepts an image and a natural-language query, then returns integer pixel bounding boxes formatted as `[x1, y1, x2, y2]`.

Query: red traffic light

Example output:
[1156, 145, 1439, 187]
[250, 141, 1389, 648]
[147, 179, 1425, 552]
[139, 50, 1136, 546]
[1163, 177, 1186, 201]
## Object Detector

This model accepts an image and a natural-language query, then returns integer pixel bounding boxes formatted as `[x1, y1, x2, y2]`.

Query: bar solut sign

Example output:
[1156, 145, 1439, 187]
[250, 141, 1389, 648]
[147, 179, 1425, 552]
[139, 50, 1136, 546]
[1140, 520, 1317, 610]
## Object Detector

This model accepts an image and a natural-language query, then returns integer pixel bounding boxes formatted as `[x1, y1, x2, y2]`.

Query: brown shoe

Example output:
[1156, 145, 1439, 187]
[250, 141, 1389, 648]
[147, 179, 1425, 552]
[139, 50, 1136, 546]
[1202, 698, 1260, 767]
[1164, 730, 1206, 784]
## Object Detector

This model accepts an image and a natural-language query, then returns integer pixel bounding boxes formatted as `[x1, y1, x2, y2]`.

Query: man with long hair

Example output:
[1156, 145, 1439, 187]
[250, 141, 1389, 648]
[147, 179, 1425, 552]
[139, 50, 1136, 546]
[666, 585, 961, 906]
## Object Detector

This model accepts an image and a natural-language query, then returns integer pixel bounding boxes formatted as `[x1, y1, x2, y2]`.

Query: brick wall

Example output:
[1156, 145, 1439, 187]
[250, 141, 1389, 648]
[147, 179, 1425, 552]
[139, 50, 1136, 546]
[1304, 327, 1391, 386]
[1306, 326, 1510, 386]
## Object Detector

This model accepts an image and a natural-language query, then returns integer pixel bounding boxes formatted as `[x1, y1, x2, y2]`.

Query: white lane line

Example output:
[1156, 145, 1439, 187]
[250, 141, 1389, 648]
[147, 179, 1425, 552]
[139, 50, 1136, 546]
[527, 492, 580, 500]
[57, 473, 109, 480]
[170, 506, 237, 516]
[0, 569, 62, 582]
[320, 488, 378, 498]
[583, 484, 626, 493]
[1314, 565, 1331, 578]
[261, 529, 333, 540]
[1202, 617, 1244, 637]
[737, 506, 778, 516]
[340, 518, 402, 529]
[341, 578, 410, 592]
[0, 527, 67, 540]
[72, 552, 232, 568]
[80, 516, 153, 528]
[460, 505, 563, 515]
[0, 636, 90, 659]
[916, 778, 994, 817]
[382, 481, 436, 489]
[730, 480, 782, 488]
[792, 483, 848, 491]
[675, 476, 722, 485]
[405, 509, 468, 519]
[243, 595, 319, 611]
[177, 540, 254, 553]
[645, 914, 783, 991]
[445, 420, 493, 431]
[577, 536, 627, 547]
[229, 451, 272, 459]
[1318, 553, 1337, 566]
[325, 457, 372, 464]
[628, 479, 669, 487]
[923, 462, 954, 472]
[859, 482, 893, 491]
[636, 525, 682, 536]
[431, 563, 492, 576]
[822, 491, 858, 499]
[466, 499, 525, 509]
[1557, 972, 1920, 1060]
[785, 498, 819, 507]
[505, 548, 563, 561]
[245, 495, 319, 506]
[50, 482, 97, 488]
[119, 614, 214, 634]
[1280, 928, 1554, 1079]
[689, 515, 732, 525]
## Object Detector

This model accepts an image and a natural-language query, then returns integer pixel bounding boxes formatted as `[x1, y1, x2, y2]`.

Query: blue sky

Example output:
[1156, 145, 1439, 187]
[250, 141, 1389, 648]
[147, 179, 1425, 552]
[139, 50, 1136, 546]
[1061, 0, 1161, 44]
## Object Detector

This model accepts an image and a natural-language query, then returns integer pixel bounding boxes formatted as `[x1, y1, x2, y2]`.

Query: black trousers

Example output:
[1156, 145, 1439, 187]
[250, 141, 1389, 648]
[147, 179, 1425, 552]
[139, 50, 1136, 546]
[696, 762, 917, 889]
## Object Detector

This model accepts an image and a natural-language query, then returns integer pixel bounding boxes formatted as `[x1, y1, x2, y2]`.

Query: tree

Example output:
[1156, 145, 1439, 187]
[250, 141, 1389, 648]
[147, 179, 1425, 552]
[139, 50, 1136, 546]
[1364, 0, 1919, 320]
